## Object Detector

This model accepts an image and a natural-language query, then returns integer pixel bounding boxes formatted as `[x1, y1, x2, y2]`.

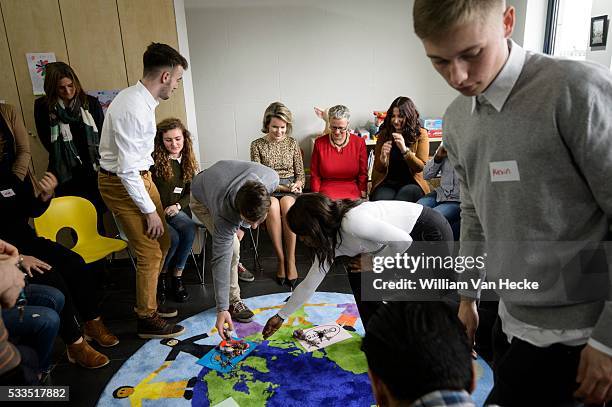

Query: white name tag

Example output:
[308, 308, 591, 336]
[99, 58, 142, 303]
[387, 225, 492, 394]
[173, 187, 183, 194]
[490, 161, 520, 182]
[0, 189, 16, 197]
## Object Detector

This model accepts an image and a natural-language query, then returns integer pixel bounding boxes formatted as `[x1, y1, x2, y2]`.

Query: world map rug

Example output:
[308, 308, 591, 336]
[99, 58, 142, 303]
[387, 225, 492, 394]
[97, 292, 493, 406]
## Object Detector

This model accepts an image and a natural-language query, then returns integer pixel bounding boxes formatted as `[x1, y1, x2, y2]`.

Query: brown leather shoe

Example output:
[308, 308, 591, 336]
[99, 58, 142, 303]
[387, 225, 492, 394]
[84, 318, 119, 347]
[137, 313, 185, 339]
[66, 340, 110, 369]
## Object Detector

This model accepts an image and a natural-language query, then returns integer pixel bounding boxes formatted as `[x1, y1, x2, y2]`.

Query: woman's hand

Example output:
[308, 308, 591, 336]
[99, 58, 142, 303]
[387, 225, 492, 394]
[392, 132, 409, 154]
[20, 255, 52, 277]
[262, 314, 284, 339]
[290, 181, 303, 194]
[38, 172, 58, 202]
[0, 240, 24, 308]
[348, 254, 373, 272]
[164, 204, 180, 217]
[0, 240, 19, 260]
[380, 141, 392, 166]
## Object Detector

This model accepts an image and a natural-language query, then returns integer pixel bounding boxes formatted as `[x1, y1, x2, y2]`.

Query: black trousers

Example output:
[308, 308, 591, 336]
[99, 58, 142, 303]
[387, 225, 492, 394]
[485, 316, 586, 407]
[22, 237, 100, 344]
[347, 206, 454, 328]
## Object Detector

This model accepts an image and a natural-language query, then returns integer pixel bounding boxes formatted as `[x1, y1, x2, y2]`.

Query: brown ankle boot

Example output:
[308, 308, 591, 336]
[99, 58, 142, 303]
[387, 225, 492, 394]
[66, 340, 110, 369]
[84, 318, 119, 347]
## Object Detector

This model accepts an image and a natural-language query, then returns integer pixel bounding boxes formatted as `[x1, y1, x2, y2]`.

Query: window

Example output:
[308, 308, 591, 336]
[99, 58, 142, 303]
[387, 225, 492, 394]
[544, 0, 593, 59]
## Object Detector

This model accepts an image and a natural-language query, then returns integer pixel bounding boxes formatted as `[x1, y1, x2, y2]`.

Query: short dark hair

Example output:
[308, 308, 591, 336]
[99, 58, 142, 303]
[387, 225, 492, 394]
[362, 302, 472, 402]
[142, 42, 188, 77]
[235, 181, 270, 222]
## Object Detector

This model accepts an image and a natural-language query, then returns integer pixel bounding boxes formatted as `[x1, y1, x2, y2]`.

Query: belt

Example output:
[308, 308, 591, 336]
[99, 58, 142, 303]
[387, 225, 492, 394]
[99, 168, 149, 176]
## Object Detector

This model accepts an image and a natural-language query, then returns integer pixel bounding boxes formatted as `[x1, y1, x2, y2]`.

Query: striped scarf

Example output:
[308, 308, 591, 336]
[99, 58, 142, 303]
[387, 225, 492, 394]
[49, 98, 100, 184]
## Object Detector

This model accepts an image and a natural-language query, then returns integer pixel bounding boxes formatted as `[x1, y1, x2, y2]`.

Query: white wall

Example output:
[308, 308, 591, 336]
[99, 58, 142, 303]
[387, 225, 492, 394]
[184, 0, 456, 168]
[508, 0, 547, 52]
[523, 0, 547, 52]
[586, 0, 612, 68]
[509, 0, 528, 46]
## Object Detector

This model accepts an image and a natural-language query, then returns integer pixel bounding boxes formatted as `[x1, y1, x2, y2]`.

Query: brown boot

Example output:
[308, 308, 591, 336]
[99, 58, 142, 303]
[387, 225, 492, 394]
[66, 340, 110, 369]
[83, 318, 119, 347]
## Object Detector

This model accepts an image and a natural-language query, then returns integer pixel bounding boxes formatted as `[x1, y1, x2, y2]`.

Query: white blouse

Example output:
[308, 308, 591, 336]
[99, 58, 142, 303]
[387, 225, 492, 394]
[278, 200, 423, 319]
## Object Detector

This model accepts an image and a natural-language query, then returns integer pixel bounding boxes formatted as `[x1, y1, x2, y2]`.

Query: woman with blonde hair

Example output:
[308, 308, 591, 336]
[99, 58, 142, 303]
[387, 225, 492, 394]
[152, 118, 199, 302]
[250, 102, 304, 288]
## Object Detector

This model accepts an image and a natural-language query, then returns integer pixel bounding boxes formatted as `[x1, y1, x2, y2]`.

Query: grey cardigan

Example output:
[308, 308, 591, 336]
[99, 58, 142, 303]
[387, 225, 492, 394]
[191, 160, 278, 311]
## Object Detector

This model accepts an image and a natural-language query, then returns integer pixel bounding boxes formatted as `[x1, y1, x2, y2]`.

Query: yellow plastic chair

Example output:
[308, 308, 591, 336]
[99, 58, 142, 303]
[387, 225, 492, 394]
[34, 196, 127, 264]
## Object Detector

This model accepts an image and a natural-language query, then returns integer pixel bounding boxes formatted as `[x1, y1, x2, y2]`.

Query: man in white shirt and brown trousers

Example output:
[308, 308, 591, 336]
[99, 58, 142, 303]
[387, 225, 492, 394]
[98, 43, 187, 339]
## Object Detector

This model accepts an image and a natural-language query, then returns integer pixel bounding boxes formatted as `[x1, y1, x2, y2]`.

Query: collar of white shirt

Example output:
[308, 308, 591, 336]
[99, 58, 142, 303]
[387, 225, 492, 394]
[136, 80, 159, 111]
[471, 39, 526, 114]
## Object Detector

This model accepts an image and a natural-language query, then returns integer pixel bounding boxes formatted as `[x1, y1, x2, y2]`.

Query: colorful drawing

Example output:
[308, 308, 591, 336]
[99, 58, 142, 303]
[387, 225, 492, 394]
[26, 52, 56, 95]
[87, 89, 122, 113]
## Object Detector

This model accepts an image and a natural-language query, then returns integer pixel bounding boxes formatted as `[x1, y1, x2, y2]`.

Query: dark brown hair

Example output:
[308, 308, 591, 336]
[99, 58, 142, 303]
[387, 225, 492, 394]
[235, 181, 271, 222]
[286, 193, 363, 269]
[43, 62, 88, 110]
[143, 42, 188, 77]
[379, 96, 422, 146]
[153, 118, 199, 182]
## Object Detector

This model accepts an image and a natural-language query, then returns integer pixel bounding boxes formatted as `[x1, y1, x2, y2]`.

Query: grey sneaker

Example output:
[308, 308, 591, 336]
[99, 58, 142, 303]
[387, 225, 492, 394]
[229, 300, 254, 322]
[237, 263, 255, 282]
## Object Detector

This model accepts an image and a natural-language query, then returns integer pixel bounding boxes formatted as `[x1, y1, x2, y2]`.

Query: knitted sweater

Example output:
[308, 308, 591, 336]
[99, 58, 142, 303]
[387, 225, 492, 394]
[444, 41, 612, 348]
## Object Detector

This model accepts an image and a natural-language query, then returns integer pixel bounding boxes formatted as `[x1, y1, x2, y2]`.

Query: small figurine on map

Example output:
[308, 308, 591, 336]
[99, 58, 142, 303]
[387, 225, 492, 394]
[293, 329, 305, 340]
[293, 328, 318, 348]
[217, 328, 250, 359]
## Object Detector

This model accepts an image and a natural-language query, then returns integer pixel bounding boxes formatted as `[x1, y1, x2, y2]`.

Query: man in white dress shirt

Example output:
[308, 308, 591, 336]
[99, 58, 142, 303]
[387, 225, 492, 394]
[98, 43, 187, 339]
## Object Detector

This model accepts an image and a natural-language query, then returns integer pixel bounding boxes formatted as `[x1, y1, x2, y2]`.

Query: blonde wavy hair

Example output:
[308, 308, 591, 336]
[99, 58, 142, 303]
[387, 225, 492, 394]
[153, 118, 199, 182]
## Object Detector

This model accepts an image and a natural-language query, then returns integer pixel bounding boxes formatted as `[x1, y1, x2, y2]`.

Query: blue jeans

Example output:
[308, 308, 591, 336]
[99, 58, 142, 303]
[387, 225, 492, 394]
[417, 192, 461, 240]
[163, 210, 197, 271]
[2, 284, 64, 372]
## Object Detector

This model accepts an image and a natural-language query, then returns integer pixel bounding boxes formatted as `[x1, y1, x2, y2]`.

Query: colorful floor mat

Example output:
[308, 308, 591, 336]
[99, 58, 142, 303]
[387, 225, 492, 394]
[97, 292, 493, 406]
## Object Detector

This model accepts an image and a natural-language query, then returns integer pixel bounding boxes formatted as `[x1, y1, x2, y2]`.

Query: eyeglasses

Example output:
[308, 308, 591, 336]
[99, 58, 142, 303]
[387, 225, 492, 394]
[330, 126, 347, 133]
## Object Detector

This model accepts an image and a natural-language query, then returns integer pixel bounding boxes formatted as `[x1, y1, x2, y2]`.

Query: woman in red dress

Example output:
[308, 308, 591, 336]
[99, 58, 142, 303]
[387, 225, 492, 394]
[310, 105, 367, 200]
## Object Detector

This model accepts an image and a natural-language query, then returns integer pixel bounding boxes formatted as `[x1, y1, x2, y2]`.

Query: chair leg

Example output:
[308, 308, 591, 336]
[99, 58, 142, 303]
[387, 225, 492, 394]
[194, 227, 207, 286]
[190, 248, 204, 285]
[249, 228, 263, 273]
[127, 247, 137, 272]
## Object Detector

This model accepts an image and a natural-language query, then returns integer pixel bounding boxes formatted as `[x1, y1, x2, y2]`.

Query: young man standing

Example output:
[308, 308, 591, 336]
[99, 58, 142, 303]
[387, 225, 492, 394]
[190, 160, 278, 339]
[98, 43, 187, 339]
[414, 1, 612, 405]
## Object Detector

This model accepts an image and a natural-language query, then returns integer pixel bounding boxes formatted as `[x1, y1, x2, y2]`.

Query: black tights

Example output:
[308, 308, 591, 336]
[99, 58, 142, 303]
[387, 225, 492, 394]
[347, 206, 454, 328]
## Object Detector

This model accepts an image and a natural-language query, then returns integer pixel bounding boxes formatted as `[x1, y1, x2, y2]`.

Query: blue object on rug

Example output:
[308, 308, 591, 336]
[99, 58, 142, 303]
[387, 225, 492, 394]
[197, 340, 257, 374]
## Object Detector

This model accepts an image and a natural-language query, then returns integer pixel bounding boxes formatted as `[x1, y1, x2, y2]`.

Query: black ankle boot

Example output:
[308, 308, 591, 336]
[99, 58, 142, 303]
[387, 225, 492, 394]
[157, 274, 168, 304]
[172, 276, 189, 302]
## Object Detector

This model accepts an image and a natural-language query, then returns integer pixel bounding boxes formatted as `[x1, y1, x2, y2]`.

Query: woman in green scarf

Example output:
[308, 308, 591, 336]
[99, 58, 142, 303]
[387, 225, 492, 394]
[34, 62, 106, 232]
